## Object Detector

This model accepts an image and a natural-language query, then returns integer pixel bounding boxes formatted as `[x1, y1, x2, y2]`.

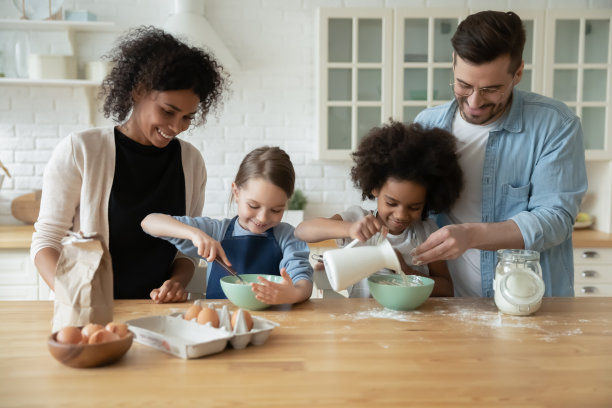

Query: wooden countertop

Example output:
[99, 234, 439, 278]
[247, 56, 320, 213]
[0, 224, 34, 249]
[573, 228, 612, 248]
[1, 298, 611, 407]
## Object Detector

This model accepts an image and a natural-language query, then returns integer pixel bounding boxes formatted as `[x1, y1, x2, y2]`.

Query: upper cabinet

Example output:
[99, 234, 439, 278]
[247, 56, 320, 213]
[316, 8, 393, 160]
[317, 8, 610, 161]
[544, 10, 612, 161]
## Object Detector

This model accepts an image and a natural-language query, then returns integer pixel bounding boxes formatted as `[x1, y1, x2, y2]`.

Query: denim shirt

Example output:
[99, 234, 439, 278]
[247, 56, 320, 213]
[415, 89, 588, 297]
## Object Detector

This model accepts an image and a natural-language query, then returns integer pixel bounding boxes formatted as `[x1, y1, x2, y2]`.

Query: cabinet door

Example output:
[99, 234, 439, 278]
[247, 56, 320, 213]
[393, 9, 466, 122]
[317, 8, 393, 160]
[545, 9, 612, 160]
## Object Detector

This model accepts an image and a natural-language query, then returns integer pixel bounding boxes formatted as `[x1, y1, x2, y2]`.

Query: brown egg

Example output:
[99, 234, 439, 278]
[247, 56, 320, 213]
[81, 323, 104, 342]
[88, 329, 120, 344]
[56, 326, 83, 344]
[184, 304, 203, 321]
[197, 308, 220, 327]
[231, 309, 253, 331]
[105, 322, 129, 338]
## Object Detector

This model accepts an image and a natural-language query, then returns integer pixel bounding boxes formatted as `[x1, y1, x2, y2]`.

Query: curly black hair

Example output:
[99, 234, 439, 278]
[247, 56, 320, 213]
[350, 120, 463, 218]
[99, 26, 228, 126]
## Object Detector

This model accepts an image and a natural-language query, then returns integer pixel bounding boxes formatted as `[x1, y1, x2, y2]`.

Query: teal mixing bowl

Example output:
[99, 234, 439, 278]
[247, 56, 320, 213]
[220, 274, 283, 310]
[367, 274, 434, 311]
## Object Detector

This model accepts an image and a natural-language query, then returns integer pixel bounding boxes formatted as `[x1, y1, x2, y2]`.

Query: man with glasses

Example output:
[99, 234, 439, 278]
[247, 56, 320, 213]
[412, 10, 588, 297]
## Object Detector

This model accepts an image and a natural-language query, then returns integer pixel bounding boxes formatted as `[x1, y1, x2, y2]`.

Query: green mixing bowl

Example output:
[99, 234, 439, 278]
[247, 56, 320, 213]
[220, 274, 283, 310]
[367, 274, 434, 311]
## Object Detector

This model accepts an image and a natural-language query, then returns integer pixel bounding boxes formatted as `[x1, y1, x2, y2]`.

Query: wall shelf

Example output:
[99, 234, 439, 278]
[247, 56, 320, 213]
[0, 19, 117, 32]
[0, 78, 100, 87]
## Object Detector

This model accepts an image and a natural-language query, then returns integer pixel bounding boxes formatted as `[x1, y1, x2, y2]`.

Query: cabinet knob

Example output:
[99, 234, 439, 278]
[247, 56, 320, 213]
[581, 270, 597, 278]
[580, 286, 596, 294]
[581, 251, 599, 259]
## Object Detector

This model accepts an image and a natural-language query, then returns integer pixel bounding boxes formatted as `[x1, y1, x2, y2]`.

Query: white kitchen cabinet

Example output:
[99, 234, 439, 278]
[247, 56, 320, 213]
[0, 248, 50, 300]
[316, 8, 393, 160]
[573, 247, 612, 296]
[544, 10, 612, 161]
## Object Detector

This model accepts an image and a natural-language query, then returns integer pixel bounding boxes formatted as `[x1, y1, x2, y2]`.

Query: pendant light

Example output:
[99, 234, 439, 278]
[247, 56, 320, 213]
[163, 0, 240, 70]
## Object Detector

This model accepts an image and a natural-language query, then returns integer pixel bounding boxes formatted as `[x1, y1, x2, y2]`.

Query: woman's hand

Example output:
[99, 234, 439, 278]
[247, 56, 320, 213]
[150, 279, 188, 303]
[348, 214, 387, 243]
[251, 268, 300, 305]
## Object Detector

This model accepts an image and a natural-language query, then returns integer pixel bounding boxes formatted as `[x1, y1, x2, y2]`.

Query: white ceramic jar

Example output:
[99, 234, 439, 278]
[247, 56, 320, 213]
[493, 249, 545, 316]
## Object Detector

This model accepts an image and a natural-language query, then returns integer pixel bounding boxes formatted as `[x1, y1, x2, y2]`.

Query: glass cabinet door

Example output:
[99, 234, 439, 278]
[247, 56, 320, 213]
[546, 10, 612, 159]
[317, 8, 393, 160]
[393, 9, 465, 122]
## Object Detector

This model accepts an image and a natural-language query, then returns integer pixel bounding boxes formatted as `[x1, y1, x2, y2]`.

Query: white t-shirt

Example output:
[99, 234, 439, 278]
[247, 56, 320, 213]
[447, 110, 500, 296]
[337, 205, 438, 298]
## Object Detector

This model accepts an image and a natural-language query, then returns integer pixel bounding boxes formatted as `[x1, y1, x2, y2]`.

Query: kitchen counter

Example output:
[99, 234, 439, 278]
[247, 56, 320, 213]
[572, 228, 612, 248]
[0, 224, 34, 249]
[1, 297, 610, 407]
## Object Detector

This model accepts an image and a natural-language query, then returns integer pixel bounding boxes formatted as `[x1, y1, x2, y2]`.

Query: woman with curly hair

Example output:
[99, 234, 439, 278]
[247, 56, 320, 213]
[295, 121, 463, 297]
[31, 26, 228, 303]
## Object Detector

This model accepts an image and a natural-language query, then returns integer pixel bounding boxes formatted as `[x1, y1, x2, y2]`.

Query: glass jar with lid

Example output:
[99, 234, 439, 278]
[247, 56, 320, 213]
[493, 249, 545, 315]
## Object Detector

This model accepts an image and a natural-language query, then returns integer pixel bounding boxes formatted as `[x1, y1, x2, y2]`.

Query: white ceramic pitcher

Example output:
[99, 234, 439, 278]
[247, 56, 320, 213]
[322, 238, 401, 291]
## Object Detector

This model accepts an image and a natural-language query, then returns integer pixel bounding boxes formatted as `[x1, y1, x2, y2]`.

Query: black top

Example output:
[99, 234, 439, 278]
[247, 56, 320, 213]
[109, 128, 186, 299]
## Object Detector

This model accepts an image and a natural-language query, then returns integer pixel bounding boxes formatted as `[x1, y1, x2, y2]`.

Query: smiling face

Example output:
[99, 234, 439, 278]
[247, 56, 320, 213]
[453, 53, 522, 125]
[232, 177, 289, 234]
[121, 89, 200, 147]
[372, 178, 427, 236]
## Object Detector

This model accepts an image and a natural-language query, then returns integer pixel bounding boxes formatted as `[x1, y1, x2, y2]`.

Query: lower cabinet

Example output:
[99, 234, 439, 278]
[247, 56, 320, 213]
[574, 248, 612, 297]
[0, 249, 51, 300]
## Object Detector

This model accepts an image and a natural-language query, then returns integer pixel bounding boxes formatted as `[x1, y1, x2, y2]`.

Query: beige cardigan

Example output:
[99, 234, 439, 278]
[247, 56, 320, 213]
[31, 127, 206, 264]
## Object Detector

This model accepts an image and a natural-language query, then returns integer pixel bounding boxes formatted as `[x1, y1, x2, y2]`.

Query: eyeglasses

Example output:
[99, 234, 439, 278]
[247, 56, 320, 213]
[450, 76, 516, 102]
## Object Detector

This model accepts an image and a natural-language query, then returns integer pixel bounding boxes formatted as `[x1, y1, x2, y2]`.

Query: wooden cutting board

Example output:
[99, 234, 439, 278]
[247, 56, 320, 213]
[11, 190, 41, 224]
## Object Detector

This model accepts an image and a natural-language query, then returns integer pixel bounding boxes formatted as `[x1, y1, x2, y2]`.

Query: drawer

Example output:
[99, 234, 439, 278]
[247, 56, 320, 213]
[0, 249, 37, 285]
[574, 283, 612, 297]
[574, 265, 612, 284]
[573, 248, 612, 264]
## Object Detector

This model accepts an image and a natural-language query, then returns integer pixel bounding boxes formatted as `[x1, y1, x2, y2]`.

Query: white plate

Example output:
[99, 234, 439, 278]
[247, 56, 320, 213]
[574, 220, 594, 229]
[13, 0, 64, 20]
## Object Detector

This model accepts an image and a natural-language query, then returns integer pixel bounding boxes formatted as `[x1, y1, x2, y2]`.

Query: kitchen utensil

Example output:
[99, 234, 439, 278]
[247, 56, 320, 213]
[11, 189, 41, 224]
[322, 237, 401, 291]
[493, 249, 545, 316]
[367, 274, 434, 311]
[48, 329, 133, 368]
[214, 258, 246, 283]
[220, 274, 284, 310]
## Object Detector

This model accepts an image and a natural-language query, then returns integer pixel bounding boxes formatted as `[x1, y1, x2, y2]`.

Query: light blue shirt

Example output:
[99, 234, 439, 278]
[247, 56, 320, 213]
[158, 216, 313, 284]
[415, 89, 588, 297]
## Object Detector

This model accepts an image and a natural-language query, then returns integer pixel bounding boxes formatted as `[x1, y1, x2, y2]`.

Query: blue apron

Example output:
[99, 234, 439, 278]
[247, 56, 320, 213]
[206, 217, 284, 299]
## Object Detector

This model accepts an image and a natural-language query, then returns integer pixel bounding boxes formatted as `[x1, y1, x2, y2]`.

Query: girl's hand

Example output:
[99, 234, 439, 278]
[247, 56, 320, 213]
[189, 229, 231, 265]
[150, 279, 188, 304]
[348, 214, 387, 243]
[251, 268, 299, 305]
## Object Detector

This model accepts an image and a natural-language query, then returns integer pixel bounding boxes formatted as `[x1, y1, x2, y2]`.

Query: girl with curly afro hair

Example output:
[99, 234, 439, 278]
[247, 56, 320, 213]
[295, 121, 463, 297]
[32, 26, 228, 304]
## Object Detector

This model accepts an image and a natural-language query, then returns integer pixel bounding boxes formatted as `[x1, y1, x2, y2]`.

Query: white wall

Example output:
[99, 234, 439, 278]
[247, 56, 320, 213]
[1, 0, 611, 225]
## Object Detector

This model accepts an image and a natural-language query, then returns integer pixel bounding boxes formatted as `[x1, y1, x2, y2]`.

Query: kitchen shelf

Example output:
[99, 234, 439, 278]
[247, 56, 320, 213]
[0, 19, 117, 32]
[0, 78, 100, 87]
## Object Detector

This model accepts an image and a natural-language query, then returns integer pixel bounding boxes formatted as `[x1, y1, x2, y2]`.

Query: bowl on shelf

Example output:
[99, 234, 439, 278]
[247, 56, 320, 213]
[220, 274, 283, 311]
[367, 274, 434, 311]
[47, 328, 133, 368]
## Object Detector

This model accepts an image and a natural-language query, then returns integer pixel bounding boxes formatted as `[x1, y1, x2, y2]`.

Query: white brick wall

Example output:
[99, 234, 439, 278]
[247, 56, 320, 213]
[1, 0, 611, 225]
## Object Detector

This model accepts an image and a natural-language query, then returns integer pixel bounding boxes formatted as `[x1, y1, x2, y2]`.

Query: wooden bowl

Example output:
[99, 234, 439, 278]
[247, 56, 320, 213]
[48, 329, 133, 368]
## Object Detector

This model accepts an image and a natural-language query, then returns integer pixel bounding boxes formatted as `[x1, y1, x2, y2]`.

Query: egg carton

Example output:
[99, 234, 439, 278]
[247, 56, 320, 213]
[126, 304, 279, 359]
